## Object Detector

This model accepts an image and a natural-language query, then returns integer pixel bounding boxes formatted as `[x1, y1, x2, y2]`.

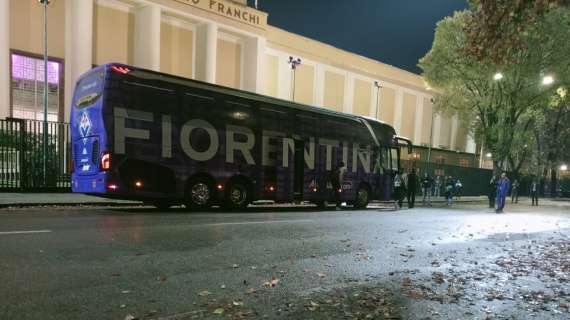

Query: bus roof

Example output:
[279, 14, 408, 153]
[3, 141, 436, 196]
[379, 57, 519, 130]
[98, 63, 395, 129]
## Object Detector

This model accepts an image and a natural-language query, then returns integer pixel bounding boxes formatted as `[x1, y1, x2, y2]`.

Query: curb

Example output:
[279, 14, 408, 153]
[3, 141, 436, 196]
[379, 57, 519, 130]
[0, 202, 143, 209]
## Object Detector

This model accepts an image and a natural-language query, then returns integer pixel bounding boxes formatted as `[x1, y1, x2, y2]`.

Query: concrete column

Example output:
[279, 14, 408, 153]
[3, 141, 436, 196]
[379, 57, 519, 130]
[466, 134, 476, 154]
[65, 0, 93, 122]
[243, 36, 265, 94]
[0, 0, 10, 119]
[450, 114, 459, 150]
[277, 53, 291, 100]
[413, 96, 424, 144]
[343, 74, 354, 114]
[314, 65, 324, 107]
[195, 22, 218, 83]
[432, 113, 442, 148]
[393, 88, 404, 135]
[133, 4, 161, 71]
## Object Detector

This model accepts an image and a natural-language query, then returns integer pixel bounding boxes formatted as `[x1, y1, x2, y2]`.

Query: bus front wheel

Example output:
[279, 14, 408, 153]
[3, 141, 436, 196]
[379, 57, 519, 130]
[354, 187, 370, 209]
[224, 181, 250, 210]
[185, 178, 214, 210]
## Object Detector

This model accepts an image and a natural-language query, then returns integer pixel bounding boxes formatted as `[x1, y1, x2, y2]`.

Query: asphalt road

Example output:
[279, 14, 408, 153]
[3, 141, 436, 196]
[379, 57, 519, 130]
[0, 201, 569, 320]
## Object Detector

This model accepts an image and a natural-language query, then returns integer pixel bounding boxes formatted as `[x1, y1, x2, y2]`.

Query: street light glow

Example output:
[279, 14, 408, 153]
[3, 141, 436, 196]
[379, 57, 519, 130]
[542, 75, 554, 85]
[561, 164, 568, 171]
[486, 152, 492, 158]
[493, 73, 503, 81]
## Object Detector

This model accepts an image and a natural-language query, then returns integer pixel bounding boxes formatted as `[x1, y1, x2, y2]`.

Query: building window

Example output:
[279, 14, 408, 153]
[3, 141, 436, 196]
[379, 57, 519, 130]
[459, 159, 470, 167]
[11, 53, 62, 122]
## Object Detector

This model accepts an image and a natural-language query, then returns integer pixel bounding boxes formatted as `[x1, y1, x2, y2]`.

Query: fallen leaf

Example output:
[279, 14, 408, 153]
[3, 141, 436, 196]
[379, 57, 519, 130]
[316, 272, 327, 278]
[220, 284, 226, 289]
[263, 277, 279, 287]
[213, 308, 224, 315]
[124, 315, 136, 320]
[232, 264, 239, 268]
[233, 301, 244, 306]
[246, 288, 257, 294]
[198, 290, 212, 296]
[157, 277, 167, 282]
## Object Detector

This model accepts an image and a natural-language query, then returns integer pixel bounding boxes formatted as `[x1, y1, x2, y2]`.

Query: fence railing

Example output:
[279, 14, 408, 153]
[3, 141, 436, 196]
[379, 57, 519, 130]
[0, 118, 71, 191]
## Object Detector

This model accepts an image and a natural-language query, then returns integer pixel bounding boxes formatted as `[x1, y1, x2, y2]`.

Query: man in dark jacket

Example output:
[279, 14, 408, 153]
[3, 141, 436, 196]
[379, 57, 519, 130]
[421, 173, 433, 206]
[407, 169, 418, 208]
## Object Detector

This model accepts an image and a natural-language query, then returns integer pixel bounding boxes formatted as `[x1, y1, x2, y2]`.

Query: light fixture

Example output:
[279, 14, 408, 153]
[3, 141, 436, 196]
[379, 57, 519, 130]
[493, 73, 503, 81]
[486, 152, 492, 158]
[561, 164, 568, 171]
[542, 75, 554, 85]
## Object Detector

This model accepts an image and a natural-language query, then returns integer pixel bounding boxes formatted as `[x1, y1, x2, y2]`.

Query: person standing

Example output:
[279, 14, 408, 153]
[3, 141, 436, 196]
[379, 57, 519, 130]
[511, 179, 520, 203]
[488, 176, 497, 208]
[530, 179, 539, 206]
[331, 162, 347, 210]
[496, 172, 511, 213]
[455, 178, 463, 199]
[393, 171, 404, 209]
[407, 169, 418, 208]
[434, 175, 442, 198]
[445, 176, 455, 206]
[421, 173, 433, 206]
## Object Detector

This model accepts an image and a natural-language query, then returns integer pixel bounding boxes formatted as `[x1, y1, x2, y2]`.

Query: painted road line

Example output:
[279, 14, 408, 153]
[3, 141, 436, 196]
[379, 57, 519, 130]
[0, 230, 52, 235]
[204, 219, 313, 227]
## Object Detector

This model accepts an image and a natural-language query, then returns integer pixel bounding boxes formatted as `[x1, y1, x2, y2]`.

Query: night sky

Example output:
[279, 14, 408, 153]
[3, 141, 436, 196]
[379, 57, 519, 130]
[249, 0, 468, 74]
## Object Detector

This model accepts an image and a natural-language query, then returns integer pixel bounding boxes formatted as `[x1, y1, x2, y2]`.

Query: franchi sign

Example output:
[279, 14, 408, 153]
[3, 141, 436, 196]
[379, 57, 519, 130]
[174, 0, 267, 29]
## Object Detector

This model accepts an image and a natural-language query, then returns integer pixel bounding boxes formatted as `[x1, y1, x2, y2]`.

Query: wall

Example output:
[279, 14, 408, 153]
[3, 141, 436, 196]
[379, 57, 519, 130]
[93, 4, 133, 65]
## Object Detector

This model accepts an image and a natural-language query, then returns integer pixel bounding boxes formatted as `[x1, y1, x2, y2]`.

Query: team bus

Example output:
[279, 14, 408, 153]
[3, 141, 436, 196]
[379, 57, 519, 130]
[71, 63, 410, 210]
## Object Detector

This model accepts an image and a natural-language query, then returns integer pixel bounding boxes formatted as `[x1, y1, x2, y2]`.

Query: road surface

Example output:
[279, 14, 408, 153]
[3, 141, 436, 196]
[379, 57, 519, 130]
[1, 201, 569, 319]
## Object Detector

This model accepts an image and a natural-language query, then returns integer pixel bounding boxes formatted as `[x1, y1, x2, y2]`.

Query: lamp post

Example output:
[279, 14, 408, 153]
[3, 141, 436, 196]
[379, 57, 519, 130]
[373, 81, 382, 120]
[39, 0, 50, 187]
[426, 98, 435, 175]
[288, 56, 301, 101]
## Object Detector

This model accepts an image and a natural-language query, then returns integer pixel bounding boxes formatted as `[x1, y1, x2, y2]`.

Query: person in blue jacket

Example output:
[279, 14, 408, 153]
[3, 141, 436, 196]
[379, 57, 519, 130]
[496, 172, 511, 213]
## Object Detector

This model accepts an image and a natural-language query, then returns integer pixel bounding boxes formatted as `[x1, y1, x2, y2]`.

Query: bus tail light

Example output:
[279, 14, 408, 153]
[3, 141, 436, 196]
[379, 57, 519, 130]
[268, 186, 275, 192]
[111, 65, 131, 74]
[135, 180, 143, 188]
[312, 188, 318, 192]
[101, 152, 111, 171]
[217, 184, 224, 190]
[107, 184, 118, 191]
[337, 188, 342, 193]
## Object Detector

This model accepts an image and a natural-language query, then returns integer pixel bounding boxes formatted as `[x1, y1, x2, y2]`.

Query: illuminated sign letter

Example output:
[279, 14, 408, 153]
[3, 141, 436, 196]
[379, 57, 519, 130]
[320, 138, 339, 171]
[180, 119, 219, 161]
[162, 114, 172, 158]
[226, 125, 255, 164]
[352, 143, 371, 173]
[262, 130, 284, 166]
[114, 107, 153, 154]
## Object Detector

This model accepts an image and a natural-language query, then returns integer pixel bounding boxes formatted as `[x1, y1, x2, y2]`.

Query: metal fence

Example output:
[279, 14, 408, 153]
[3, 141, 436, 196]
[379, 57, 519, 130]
[401, 159, 494, 196]
[0, 118, 71, 191]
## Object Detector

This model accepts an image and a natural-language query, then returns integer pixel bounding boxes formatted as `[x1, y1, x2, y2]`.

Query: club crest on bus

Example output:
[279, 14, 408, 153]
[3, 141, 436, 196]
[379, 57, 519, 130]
[79, 112, 92, 138]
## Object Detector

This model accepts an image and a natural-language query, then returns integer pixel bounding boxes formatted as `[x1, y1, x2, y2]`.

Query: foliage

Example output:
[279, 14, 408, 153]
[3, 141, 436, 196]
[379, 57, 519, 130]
[463, 0, 567, 65]
[419, 7, 570, 174]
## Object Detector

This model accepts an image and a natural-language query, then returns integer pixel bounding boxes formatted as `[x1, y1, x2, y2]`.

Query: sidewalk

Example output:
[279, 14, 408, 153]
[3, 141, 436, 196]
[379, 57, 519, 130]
[0, 193, 140, 208]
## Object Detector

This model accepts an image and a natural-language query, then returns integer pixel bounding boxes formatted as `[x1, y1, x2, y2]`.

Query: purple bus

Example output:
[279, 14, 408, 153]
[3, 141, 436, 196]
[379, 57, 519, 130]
[71, 63, 409, 210]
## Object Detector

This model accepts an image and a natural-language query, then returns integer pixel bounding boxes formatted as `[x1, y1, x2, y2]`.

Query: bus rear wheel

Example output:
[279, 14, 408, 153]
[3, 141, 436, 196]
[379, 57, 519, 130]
[185, 178, 214, 210]
[354, 187, 370, 209]
[224, 181, 250, 210]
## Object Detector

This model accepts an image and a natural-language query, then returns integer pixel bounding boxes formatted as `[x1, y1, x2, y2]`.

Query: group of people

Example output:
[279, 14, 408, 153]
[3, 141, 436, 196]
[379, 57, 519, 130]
[488, 174, 540, 213]
[392, 169, 463, 209]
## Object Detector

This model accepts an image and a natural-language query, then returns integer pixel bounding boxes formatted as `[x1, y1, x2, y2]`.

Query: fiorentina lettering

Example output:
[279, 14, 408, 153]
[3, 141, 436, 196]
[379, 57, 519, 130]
[114, 108, 371, 173]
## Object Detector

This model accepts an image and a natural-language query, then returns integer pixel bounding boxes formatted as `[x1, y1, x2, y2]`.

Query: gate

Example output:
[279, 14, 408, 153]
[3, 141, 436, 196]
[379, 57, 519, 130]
[0, 118, 71, 191]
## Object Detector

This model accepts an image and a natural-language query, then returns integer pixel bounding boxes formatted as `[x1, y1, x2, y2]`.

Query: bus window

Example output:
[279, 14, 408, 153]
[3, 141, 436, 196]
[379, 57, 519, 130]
[390, 148, 399, 172]
[380, 147, 390, 172]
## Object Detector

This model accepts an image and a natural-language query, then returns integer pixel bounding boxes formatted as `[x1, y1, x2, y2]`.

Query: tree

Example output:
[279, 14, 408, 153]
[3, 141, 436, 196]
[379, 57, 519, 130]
[462, 0, 567, 65]
[419, 7, 570, 176]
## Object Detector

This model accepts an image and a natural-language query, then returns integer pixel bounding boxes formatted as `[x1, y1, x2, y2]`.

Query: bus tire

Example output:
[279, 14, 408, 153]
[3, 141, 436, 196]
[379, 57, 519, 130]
[185, 178, 214, 210]
[354, 186, 370, 209]
[224, 180, 250, 210]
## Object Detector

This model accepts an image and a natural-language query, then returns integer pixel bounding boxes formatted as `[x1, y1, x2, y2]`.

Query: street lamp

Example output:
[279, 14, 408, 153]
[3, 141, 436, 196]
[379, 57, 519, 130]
[426, 98, 435, 175]
[486, 152, 492, 158]
[542, 75, 554, 86]
[373, 81, 382, 120]
[493, 72, 504, 81]
[39, 0, 50, 187]
[561, 164, 568, 171]
[288, 56, 301, 101]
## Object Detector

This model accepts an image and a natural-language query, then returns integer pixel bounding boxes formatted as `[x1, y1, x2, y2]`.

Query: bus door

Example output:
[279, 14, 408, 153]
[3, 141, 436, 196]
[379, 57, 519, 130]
[293, 139, 305, 200]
